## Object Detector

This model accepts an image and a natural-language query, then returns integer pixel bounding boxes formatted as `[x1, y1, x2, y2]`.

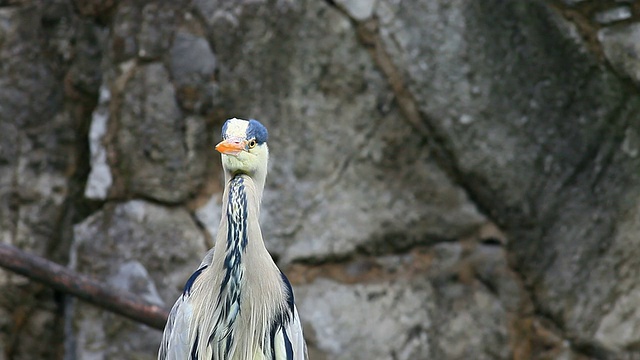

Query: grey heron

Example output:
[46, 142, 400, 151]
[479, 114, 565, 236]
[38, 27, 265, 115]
[159, 118, 308, 359]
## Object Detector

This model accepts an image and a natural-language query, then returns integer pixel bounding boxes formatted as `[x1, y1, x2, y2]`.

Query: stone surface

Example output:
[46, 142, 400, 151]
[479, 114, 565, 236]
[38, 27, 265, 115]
[599, 22, 640, 85]
[3, 0, 640, 359]
[168, 29, 217, 114]
[137, 2, 178, 60]
[68, 200, 208, 359]
[109, 62, 209, 203]
[85, 85, 113, 200]
[0, 4, 70, 253]
[369, 0, 640, 357]
[594, 6, 632, 24]
[0, 3, 86, 358]
[295, 242, 519, 359]
[73, 0, 118, 17]
[299, 277, 434, 359]
[333, 0, 375, 21]
[198, 0, 486, 263]
[169, 31, 216, 83]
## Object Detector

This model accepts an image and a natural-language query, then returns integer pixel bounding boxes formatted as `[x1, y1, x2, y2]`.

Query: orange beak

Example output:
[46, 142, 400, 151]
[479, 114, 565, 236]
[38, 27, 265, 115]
[215, 138, 245, 156]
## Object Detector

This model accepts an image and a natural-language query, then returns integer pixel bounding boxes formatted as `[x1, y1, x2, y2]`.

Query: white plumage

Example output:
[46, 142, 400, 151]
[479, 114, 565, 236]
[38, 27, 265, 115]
[159, 118, 308, 360]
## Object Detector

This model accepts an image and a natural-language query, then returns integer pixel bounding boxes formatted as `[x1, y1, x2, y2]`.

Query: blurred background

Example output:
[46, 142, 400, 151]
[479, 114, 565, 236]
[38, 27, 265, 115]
[1, 0, 640, 359]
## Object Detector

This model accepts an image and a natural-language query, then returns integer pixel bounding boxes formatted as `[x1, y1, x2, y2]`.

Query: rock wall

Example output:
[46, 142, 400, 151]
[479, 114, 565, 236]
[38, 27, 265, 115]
[1, 0, 640, 359]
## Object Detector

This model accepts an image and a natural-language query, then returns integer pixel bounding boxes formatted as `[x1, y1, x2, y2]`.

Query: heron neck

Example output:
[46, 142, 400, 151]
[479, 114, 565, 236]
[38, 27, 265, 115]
[224, 171, 265, 204]
[212, 175, 254, 335]
[207, 174, 285, 359]
[221, 174, 264, 260]
[226, 176, 250, 250]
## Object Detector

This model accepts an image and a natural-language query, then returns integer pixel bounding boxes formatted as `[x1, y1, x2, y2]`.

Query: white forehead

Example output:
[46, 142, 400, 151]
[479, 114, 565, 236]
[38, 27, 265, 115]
[224, 118, 249, 138]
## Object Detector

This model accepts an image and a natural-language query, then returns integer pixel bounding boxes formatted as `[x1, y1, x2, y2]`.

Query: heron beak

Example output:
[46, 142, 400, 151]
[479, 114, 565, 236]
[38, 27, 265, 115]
[215, 138, 245, 156]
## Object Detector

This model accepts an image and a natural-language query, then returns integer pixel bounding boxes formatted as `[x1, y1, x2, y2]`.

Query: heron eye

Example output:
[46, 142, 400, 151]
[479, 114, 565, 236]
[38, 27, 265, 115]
[248, 139, 257, 149]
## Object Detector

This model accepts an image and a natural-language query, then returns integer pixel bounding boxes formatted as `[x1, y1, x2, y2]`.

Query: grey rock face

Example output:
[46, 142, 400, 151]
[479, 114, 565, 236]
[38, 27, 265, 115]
[0, 5, 70, 255]
[2, 0, 640, 359]
[594, 6, 632, 25]
[368, 0, 640, 357]
[299, 277, 434, 360]
[599, 23, 640, 85]
[107, 63, 207, 203]
[169, 30, 218, 114]
[296, 242, 519, 360]
[85, 86, 113, 200]
[0, 4, 86, 358]
[198, 0, 486, 263]
[69, 200, 207, 359]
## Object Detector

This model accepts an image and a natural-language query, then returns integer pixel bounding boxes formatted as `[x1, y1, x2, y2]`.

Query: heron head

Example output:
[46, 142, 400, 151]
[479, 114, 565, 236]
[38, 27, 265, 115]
[215, 118, 269, 182]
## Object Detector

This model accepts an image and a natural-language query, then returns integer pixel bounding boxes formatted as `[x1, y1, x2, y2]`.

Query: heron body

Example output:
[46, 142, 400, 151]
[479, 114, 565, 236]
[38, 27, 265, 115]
[159, 118, 307, 360]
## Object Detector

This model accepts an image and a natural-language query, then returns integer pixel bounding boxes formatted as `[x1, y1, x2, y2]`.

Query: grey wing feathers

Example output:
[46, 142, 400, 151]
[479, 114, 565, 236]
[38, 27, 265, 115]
[276, 272, 307, 360]
[286, 306, 308, 360]
[159, 294, 193, 359]
[197, 248, 215, 268]
[158, 248, 214, 360]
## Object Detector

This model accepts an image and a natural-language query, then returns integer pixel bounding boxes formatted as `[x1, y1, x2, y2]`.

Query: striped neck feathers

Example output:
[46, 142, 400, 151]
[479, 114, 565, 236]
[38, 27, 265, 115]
[226, 175, 249, 252]
[219, 175, 250, 301]
[213, 175, 251, 342]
